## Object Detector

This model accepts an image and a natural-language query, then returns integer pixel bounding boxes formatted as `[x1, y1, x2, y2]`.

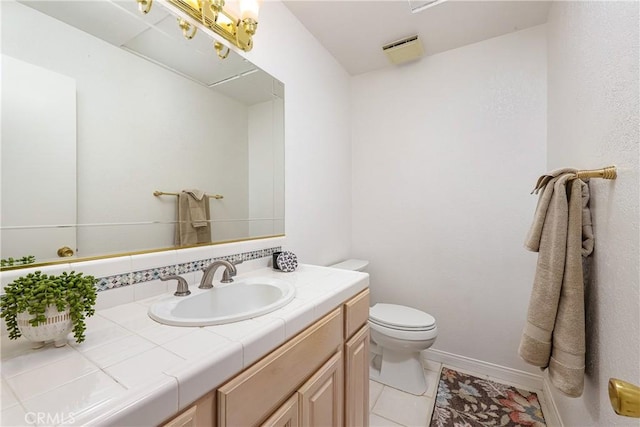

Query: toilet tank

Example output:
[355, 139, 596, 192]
[329, 259, 369, 272]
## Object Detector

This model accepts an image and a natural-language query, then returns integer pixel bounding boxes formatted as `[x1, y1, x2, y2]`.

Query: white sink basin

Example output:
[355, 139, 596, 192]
[148, 277, 295, 326]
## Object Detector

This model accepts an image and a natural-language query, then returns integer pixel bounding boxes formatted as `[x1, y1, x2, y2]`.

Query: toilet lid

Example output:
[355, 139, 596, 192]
[370, 303, 436, 331]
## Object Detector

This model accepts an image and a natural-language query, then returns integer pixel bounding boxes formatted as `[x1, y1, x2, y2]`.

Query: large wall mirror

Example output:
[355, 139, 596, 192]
[1, 0, 284, 269]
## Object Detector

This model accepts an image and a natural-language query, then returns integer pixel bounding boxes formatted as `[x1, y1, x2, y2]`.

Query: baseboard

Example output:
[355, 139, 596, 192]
[541, 375, 564, 427]
[423, 349, 565, 426]
[422, 348, 543, 391]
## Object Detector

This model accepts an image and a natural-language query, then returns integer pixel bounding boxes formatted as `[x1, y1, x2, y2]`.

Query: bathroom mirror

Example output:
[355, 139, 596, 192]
[0, 0, 284, 269]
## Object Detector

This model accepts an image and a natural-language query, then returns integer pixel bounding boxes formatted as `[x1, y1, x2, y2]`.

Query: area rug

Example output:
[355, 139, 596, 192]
[429, 367, 547, 427]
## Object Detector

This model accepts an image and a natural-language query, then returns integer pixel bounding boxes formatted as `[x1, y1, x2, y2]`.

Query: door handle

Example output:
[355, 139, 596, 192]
[609, 378, 640, 417]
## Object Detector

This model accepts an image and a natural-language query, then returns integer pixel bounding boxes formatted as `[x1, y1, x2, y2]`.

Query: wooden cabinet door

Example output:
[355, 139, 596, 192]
[345, 325, 370, 427]
[261, 394, 299, 427]
[298, 352, 344, 427]
[162, 391, 215, 427]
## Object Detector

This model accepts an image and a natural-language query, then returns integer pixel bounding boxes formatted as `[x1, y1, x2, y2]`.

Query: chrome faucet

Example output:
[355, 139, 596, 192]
[199, 259, 243, 289]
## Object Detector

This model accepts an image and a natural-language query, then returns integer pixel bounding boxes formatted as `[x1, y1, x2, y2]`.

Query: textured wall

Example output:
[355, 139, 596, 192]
[351, 26, 547, 372]
[546, 1, 640, 425]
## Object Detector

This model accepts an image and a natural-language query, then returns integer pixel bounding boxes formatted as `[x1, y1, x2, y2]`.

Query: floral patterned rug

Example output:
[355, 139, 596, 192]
[429, 367, 547, 427]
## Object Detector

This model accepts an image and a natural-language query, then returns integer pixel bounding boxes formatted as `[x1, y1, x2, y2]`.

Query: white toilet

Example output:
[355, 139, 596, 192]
[330, 259, 438, 395]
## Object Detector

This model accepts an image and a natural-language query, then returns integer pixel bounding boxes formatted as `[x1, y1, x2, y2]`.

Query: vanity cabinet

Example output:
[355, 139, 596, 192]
[160, 289, 370, 427]
[218, 307, 343, 426]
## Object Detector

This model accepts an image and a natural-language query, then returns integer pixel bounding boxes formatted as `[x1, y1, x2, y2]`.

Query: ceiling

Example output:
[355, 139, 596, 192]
[283, 0, 551, 75]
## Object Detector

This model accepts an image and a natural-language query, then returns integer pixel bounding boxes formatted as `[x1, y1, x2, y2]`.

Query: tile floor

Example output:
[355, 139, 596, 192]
[368, 360, 550, 427]
[369, 360, 441, 427]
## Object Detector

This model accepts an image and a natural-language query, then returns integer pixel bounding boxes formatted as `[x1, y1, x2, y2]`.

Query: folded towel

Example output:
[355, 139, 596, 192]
[183, 188, 205, 201]
[175, 191, 211, 246]
[183, 189, 208, 228]
[519, 171, 593, 397]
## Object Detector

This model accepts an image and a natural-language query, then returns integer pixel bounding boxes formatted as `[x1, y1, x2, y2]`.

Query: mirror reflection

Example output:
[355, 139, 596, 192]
[0, 0, 284, 268]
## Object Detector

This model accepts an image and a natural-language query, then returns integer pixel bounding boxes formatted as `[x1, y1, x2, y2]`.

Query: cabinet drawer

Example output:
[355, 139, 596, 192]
[344, 289, 370, 340]
[218, 307, 343, 427]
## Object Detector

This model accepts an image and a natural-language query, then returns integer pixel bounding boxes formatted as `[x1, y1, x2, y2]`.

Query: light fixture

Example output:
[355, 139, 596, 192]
[409, 0, 447, 14]
[136, 0, 261, 58]
[177, 18, 197, 39]
[214, 41, 230, 59]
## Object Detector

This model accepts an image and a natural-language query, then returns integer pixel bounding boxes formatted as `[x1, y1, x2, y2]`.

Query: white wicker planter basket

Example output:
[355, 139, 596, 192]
[16, 305, 72, 348]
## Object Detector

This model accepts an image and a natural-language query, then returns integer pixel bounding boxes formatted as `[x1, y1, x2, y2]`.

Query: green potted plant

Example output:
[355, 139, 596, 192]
[0, 271, 97, 348]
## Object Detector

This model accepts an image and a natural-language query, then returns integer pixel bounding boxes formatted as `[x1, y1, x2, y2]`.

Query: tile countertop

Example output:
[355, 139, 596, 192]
[0, 265, 369, 427]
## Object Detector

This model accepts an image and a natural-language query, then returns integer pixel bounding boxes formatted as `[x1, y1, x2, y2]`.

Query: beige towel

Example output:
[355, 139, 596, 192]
[184, 189, 205, 200]
[519, 170, 593, 397]
[175, 191, 211, 246]
[183, 189, 207, 228]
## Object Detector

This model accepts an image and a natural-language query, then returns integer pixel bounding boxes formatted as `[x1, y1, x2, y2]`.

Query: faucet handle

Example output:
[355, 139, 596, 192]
[219, 258, 242, 283]
[161, 275, 191, 296]
[230, 258, 243, 276]
[220, 259, 243, 283]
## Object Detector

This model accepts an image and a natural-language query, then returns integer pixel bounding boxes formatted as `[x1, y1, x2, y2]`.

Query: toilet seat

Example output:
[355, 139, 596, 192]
[369, 303, 437, 342]
[369, 320, 438, 341]
[370, 303, 436, 330]
[369, 318, 434, 331]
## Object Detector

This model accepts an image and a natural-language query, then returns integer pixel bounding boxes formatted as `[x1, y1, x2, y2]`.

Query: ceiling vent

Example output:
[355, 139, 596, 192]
[382, 35, 424, 65]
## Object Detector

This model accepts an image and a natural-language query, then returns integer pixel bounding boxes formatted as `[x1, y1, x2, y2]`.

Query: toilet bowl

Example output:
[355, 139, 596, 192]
[369, 303, 437, 395]
[329, 259, 438, 396]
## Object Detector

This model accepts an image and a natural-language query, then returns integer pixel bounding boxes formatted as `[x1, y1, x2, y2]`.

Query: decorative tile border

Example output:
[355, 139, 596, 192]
[96, 273, 132, 291]
[95, 247, 281, 292]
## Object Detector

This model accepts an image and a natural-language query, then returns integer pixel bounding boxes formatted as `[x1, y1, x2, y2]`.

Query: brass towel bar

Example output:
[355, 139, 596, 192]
[153, 190, 224, 199]
[151, 168, 616, 200]
[572, 166, 617, 180]
[531, 166, 617, 194]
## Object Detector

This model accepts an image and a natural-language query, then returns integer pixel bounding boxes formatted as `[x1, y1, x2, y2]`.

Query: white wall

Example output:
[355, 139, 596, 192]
[351, 26, 547, 372]
[546, 2, 639, 425]
[241, 2, 353, 265]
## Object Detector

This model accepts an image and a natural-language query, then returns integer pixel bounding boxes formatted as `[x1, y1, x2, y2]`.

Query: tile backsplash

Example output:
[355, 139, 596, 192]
[97, 247, 281, 292]
[0, 237, 286, 315]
